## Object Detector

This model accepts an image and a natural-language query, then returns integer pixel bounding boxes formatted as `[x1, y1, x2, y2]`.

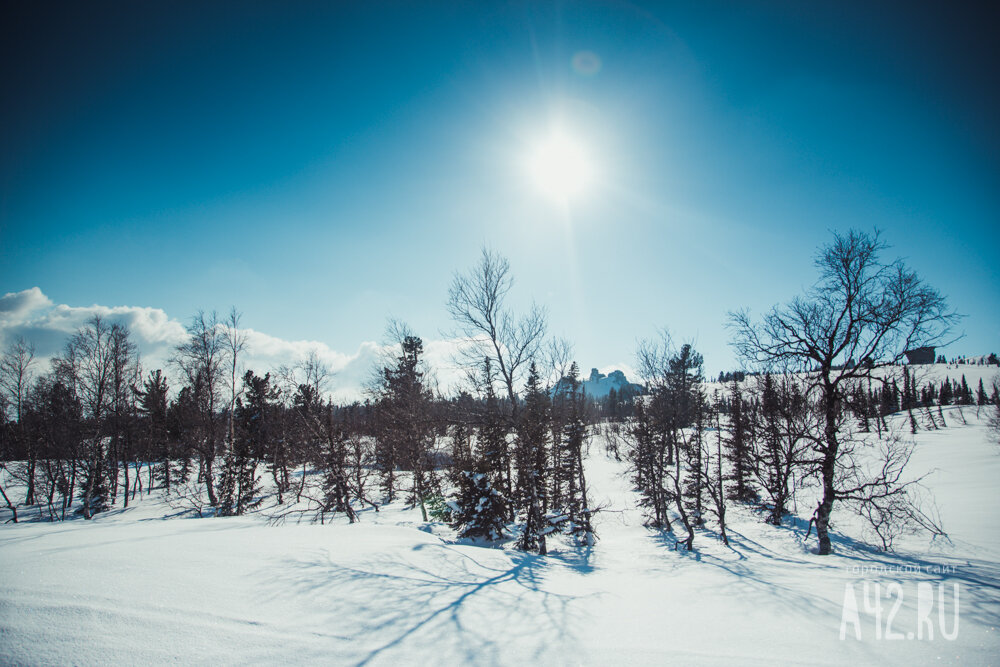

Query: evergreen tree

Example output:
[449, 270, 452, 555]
[958, 375, 973, 405]
[724, 378, 757, 503]
[938, 379, 953, 406]
[449, 435, 508, 543]
[78, 437, 109, 515]
[879, 380, 899, 417]
[217, 371, 274, 516]
[627, 394, 671, 529]
[605, 387, 620, 422]
[374, 335, 436, 518]
[448, 418, 474, 477]
[752, 374, 809, 525]
[553, 363, 594, 545]
[901, 368, 916, 411]
[682, 394, 709, 527]
[516, 363, 550, 554]
[451, 471, 507, 540]
[137, 370, 171, 493]
[478, 358, 512, 508]
[664, 343, 703, 550]
[632, 340, 705, 549]
[852, 383, 871, 432]
[318, 406, 356, 522]
[167, 382, 202, 486]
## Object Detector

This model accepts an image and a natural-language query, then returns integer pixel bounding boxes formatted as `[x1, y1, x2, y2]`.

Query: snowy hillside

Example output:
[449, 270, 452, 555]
[2, 405, 998, 665]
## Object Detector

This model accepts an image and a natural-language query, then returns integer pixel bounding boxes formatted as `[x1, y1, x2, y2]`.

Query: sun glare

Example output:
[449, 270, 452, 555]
[527, 130, 595, 202]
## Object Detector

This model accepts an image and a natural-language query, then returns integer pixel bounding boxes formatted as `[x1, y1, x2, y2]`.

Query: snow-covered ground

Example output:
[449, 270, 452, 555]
[1, 406, 999, 665]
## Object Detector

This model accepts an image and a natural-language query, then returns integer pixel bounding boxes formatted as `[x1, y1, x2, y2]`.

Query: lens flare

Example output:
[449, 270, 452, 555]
[571, 50, 602, 76]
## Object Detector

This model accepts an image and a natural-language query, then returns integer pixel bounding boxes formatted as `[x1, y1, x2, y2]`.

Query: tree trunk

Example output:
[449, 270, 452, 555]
[0, 478, 18, 523]
[203, 455, 218, 506]
[673, 455, 694, 551]
[82, 457, 95, 520]
[816, 391, 839, 555]
[122, 456, 130, 508]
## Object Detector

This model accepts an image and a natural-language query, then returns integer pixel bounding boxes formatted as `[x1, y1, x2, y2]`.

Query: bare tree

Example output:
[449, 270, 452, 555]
[172, 311, 227, 507]
[543, 336, 575, 389]
[0, 337, 36, 511]
[0, 337, 35, 425]
[215, 307, 249, 512]
[54, 316, 117, 518]
[447, 247, 547, 421]
[106, 323, 140, 507]
[223, 307, 248, 460]
[729, 230, 958, 554]
[836, 426, 945, 551]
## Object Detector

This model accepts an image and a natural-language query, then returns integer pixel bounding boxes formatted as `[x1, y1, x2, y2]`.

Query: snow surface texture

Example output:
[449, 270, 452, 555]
[2, 406, 999, 665]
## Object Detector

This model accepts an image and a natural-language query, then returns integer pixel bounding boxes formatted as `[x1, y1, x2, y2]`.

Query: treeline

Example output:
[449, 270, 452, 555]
[942, 353, 999, 366]
[0, 250, 603, 553]
[0, 326, 600, 553]
[616, 336, 1000, 552]
[0, 232, 996, 556]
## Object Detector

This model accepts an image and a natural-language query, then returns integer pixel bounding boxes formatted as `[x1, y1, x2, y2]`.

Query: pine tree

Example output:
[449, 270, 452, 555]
[902, 369, 916, 411]
[78, 437, 109, 516]
[682, 395, 709, 527]
[477, 359, 512, 519]
[938, 380, 953, 406]
[605, 387, 620, 422]
[319, 406, 355, 522]
[449, 419, 474, 476]
[217, 371, 274, 516]
[516, 363, 550, 554]
[137, 370, 171, 493]
[879, 380, 900, 417]
[958, 375, 972, 405]
[450, 469, 508, 541]
[373, 336, 436, 515]
[665, 343, 703, 550]
[853, 383, 871, 432]
[553, 363, 594, 545]
[724, 378, 757, 503]
[627, 395, 671, 530]
[478, 358, 512, 502]
[752, 375, 810, 525]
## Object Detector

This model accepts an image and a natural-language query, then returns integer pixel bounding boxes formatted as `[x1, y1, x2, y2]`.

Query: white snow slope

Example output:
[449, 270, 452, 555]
[1, 406, 999, 665]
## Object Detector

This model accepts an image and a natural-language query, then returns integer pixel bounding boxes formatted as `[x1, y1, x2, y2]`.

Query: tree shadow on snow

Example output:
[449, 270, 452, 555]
[643, 516, 1000, 630]
[260, 542, 593, 665]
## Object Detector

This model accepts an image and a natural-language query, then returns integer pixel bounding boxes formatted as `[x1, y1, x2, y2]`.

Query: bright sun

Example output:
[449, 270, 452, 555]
[527, 130, 595, 202]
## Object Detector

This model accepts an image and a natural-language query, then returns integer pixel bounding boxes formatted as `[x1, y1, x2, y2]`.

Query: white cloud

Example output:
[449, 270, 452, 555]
[0, 288, 635, 402]
[0, 288, 189, 367]
[0, 287, 53, 323]
[0, 288, 469, 402]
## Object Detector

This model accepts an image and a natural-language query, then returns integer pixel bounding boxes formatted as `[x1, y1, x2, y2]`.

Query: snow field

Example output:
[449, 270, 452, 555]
[1, 405, 998, 665]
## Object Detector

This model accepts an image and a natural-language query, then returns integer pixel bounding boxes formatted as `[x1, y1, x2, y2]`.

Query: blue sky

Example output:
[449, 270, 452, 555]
[2, 1, 997, 383]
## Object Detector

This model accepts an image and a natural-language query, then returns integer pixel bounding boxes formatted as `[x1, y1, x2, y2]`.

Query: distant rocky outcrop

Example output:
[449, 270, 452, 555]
[576, 368, 643, 398]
